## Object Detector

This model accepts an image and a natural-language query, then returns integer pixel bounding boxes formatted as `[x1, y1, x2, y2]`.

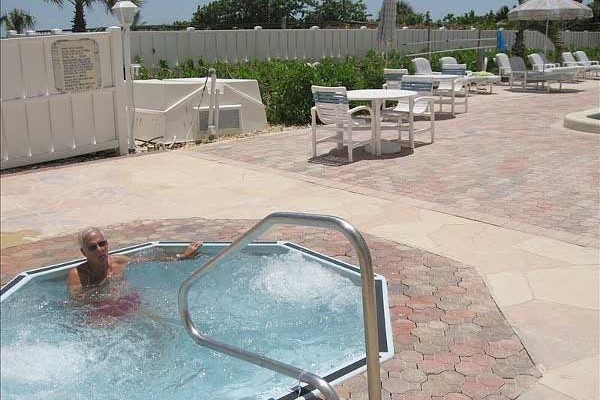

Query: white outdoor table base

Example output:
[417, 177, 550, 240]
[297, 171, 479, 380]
[347, 89, 417, 156]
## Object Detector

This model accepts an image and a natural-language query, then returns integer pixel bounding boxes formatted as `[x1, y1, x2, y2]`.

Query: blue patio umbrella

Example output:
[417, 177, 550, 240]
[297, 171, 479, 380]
[497, 30, 508, 52]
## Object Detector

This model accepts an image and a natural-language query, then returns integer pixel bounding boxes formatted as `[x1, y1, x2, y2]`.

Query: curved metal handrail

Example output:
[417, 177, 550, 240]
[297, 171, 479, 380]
[178, 212, 381, 400]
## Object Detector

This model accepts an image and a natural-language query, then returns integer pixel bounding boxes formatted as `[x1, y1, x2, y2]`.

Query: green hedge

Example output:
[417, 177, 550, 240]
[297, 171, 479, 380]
[135, 47, 598, 126]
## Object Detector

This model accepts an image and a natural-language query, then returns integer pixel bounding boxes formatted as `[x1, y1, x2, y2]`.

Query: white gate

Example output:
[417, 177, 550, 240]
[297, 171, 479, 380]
[1, 27, 128, 170]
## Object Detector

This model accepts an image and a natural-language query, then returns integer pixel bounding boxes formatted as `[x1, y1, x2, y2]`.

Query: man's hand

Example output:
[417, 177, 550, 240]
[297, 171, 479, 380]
[179, 241, 202, 260]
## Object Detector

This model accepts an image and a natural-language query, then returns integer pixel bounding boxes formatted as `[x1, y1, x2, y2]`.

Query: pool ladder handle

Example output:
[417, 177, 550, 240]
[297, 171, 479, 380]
[178, 212, 382, 400]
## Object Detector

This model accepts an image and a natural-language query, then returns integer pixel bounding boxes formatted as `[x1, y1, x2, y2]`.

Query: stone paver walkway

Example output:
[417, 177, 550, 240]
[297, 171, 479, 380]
[0, 218, 540, 400]
[196, 81, 600, 246]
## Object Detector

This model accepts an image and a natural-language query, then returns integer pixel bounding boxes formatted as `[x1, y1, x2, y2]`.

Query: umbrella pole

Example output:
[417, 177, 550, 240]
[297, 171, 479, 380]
[544, 19, 549, 55]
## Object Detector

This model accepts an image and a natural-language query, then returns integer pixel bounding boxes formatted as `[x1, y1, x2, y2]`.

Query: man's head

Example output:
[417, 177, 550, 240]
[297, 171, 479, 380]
[79, 227, 109, 264]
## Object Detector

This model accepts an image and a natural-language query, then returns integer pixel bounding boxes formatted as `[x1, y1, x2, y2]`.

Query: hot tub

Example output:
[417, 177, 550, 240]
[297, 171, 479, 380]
[564, 108, 600, 134]
[1, 241, 393, 400]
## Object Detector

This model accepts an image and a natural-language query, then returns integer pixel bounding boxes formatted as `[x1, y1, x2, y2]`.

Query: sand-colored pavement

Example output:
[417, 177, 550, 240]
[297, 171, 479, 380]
[2, 80, 599, 399]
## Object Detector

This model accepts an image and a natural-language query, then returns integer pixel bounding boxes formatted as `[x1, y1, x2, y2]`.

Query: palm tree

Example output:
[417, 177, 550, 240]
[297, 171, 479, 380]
[1, 8, 36, 33]
[44, 0, 142, 33]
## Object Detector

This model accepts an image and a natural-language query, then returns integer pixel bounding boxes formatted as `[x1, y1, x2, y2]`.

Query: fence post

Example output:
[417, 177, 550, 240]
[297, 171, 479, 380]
[254, 26, 263, 61]
[427, 27, 431, 61]
[186, 27, 195, 63]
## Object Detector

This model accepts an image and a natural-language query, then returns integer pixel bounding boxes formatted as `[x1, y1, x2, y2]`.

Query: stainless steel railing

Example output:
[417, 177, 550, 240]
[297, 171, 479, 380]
[178, 212, 381, 400]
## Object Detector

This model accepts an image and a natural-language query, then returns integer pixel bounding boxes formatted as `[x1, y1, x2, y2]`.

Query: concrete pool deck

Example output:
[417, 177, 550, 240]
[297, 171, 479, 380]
[1, 79, 599, 399]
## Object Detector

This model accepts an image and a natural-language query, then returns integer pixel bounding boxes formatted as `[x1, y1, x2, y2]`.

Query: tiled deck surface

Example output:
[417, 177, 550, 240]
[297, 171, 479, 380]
[0, 218, 540, 400]
[195, 82, 600, 246]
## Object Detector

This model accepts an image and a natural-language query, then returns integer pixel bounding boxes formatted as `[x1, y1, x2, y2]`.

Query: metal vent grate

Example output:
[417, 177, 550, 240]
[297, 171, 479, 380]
[198, 105, 242, 131]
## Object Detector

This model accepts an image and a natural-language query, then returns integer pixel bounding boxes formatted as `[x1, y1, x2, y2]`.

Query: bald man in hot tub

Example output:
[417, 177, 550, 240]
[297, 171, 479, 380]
[68, 227, 201, 299]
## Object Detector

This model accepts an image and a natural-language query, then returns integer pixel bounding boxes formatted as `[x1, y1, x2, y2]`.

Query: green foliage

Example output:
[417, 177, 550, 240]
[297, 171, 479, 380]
[191, 0, 311, 29]
[1, 8, 35, 33]
[306, 0, 368, 24]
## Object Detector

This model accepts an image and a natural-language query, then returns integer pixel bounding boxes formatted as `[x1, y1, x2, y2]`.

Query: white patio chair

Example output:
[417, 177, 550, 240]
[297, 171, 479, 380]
[382, 68, 409, 89]
[381, 76, 435, 149]
[509, 56, 565, 92]
[437, 64, 469, 115]
[495, 53, 512, 84]
[412, 57, 440, 75]
[574, 51, 600, 77]
[440, 56, 459, 68]
[310, 85, 372, 162]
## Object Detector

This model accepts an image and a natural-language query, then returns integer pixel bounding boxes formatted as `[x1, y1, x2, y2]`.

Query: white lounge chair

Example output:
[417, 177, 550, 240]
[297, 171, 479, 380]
[509, 56, 565, 92]
[310, 85, 372, 162]
[574, 51, 600, 77]
[530, 53, 584, 80]
[495, 53, 512, 84]
[381, 76, 435, 149]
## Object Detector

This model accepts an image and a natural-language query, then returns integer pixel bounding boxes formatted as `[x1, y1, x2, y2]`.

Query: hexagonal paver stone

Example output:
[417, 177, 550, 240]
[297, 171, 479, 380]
[449, 343, 484, 357]
[461, 380, 501, 399]
[484, 339, 523, 359]
[400, 369, 427, 384]
[439, 370, 465, 386]
[418, 359, 451, 374]
[476, 373, 504, 388]
[421, 377, 460, 397]
[456, 359, 492, 376]
[381, 377, 411, 394]
[396, 350, 422, 362]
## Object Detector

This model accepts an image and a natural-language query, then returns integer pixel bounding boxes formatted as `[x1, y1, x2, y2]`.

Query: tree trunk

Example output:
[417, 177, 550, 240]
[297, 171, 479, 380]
[72, 0, 86, 32]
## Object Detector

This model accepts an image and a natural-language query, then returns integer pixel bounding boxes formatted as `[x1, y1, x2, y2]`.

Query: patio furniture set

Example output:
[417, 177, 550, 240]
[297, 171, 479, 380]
[310, 57, 481, 162]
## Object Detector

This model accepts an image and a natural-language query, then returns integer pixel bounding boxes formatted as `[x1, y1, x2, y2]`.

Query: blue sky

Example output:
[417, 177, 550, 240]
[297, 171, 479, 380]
[3, 0, 519, 30]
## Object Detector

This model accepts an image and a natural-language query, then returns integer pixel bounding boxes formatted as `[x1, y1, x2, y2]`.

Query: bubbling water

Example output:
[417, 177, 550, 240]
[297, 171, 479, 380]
[1, 250, 366, 400]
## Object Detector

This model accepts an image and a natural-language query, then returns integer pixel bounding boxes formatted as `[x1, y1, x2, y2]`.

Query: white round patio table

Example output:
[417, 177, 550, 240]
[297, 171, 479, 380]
[347, 89, 417, 155]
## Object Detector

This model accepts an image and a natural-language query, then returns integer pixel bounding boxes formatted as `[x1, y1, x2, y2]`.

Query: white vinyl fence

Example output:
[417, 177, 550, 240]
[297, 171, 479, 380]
[1, 27, 128, 169]
[130, 28, 600, 68]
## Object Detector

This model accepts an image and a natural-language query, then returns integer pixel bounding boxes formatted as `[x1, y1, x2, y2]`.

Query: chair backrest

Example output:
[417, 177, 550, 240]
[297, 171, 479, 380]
[383, 68, 409, 89]
[528, 53, 545, 71]
[495, 53, 511, 73]
[400, 76, 434, 95]
[509, 56, 528, 73]
[311, 85, 349, 125]
[440, 56, 459, 67]
[482, 57, 488, 72]
[539, 53, 553, 65]
[562, 52, 577, 64]
[412, 57, 433, 74]
[441, 64, 468, 76]
[574, 51, 590, 63]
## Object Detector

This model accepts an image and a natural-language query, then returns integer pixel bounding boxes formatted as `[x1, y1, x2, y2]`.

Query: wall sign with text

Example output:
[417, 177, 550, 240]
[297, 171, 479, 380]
[51, 38, 102, 94]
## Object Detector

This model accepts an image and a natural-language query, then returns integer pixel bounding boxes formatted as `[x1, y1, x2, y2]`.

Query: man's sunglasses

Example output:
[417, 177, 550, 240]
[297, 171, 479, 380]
[86, 240, 107, 252]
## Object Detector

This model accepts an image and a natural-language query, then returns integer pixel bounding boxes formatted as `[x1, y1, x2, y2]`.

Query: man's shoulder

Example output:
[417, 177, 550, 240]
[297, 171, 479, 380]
[111, 254, 133, 266]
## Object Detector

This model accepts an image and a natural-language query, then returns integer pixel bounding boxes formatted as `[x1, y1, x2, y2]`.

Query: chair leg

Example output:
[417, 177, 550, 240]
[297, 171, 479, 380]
[347, 127, 353, 163]
[311, 123, 317, 158]
[430, 106, 435, 144]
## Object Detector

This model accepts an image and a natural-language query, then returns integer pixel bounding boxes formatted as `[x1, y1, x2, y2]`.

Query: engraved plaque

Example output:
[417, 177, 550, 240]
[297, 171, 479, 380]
[51, 39, 102, 93]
